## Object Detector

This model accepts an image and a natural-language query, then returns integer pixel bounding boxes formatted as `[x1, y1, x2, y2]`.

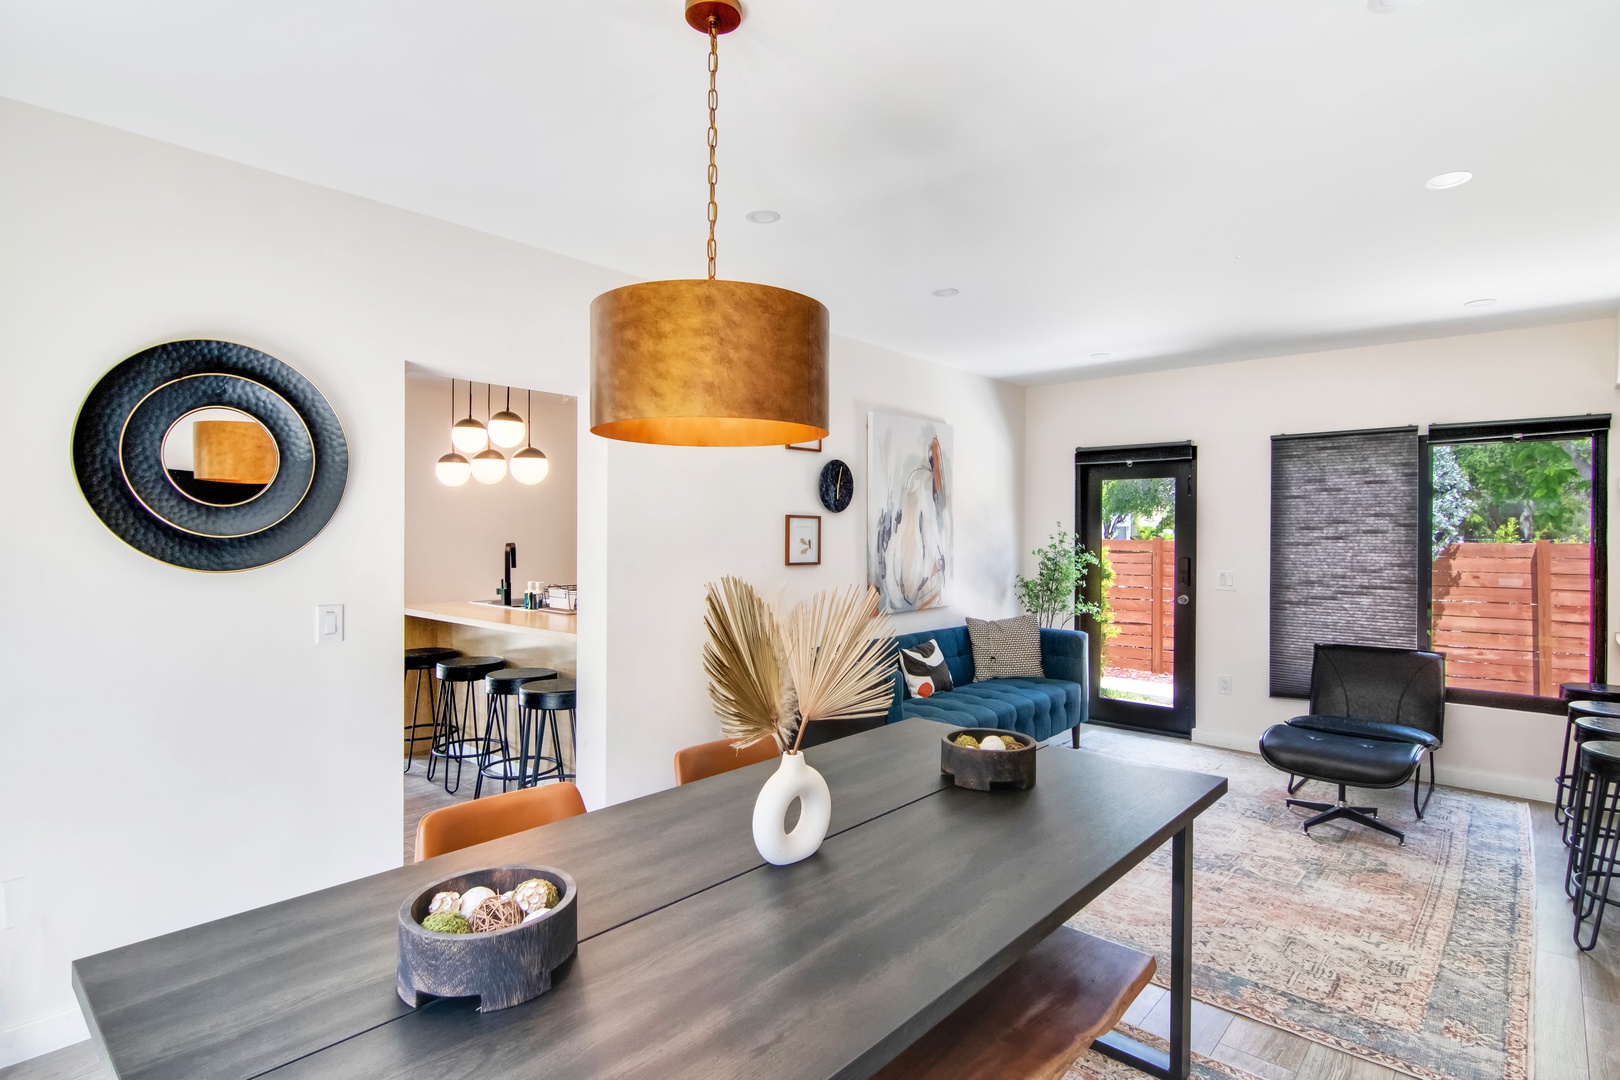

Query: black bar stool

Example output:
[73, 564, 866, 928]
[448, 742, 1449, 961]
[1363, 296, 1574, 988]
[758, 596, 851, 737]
[477, 667, 558, 798]
[1558, 687, 1620, 824]
[405, 648, 460, 772]
[1559, 701, 1620, 843]
[1566, 741, 1620, 951]
[519, 677, 576, 785]
[429, 655, 504, 794]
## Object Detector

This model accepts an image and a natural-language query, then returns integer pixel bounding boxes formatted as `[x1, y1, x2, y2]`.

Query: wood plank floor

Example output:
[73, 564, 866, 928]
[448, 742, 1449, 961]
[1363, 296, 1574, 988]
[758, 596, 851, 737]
[6, 732, 1613, 1080]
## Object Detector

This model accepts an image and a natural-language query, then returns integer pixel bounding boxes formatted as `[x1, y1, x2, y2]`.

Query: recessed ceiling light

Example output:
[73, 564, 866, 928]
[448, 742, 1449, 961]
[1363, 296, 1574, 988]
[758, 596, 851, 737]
[1425, 171, 1473, 190]
[1464, 298, 1498, 309]
[745, 210, 780, 224]
[931, 288, 959, 298]
[1090, 353, 1112, 360]
[1368, 0, 1426, 12]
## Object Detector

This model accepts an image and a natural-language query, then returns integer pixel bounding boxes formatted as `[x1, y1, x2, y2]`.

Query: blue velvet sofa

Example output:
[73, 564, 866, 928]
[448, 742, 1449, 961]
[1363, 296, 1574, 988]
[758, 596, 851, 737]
[885, 624, 1090, 746]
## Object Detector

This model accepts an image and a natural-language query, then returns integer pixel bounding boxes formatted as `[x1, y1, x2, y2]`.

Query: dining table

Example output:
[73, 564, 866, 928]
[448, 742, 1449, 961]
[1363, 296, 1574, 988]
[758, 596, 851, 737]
[73, 718, 1226, 1080]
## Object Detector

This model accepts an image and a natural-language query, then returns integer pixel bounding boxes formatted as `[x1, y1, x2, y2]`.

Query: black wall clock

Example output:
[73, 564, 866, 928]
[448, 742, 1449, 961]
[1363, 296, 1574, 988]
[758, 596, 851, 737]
[819, 458, 853, 513]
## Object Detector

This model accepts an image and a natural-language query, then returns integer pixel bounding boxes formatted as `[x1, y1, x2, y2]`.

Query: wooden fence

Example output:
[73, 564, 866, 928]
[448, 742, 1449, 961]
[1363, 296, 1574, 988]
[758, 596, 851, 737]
[1432, 540, 1592, 695]
[1101, 539, 1175, 677]
[1097, 538, 1593, 694]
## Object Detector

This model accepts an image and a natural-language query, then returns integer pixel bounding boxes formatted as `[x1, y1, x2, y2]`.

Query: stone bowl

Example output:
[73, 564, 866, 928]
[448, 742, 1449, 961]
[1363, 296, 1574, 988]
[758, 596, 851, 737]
[940, 728, 1038, 791]
[397, 865, 577, 1012]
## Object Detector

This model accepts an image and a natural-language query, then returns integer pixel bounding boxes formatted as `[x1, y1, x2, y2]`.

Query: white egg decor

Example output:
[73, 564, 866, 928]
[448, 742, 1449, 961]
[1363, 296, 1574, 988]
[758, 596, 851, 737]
[979, 735, 1006, 752]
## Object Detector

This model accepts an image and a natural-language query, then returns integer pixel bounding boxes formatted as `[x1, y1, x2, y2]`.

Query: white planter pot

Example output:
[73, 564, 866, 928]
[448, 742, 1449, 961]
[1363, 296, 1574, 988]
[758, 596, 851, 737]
[751, 750, 832, 866]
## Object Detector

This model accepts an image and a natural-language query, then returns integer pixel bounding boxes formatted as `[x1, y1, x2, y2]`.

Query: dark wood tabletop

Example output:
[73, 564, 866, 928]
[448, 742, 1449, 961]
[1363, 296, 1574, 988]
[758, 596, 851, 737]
[73, 719, 1226, 1080]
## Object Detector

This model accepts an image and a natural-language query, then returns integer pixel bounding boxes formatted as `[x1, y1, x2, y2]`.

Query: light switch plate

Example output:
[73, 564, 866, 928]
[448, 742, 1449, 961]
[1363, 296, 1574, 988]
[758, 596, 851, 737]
[1216, 572, 1236, 591]
[316, 604, 345, 644]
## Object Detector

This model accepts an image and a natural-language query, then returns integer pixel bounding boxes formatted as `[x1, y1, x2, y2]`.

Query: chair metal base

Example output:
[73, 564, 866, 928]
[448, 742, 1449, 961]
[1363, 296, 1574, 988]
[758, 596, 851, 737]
[1287, 784, 1406, 845]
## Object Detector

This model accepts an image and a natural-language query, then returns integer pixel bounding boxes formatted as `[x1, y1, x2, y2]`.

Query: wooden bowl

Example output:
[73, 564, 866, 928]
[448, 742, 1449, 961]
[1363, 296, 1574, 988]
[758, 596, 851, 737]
[940, 728, 1038, 791]
[397, 865, 577, 1012]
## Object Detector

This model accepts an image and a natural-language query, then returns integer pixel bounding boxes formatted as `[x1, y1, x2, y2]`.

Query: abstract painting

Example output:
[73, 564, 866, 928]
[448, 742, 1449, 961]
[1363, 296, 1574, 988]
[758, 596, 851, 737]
[868, 411, 952, 613]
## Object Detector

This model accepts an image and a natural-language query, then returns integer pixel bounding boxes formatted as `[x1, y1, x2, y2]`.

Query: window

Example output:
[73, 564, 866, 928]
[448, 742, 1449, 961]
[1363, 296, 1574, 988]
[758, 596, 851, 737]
[1422, 415, 1609, 710]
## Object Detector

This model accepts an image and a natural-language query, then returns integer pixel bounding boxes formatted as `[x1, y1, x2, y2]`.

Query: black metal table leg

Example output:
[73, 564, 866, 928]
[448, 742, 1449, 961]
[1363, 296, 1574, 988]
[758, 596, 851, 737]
[1093, 824, 1192, 1080]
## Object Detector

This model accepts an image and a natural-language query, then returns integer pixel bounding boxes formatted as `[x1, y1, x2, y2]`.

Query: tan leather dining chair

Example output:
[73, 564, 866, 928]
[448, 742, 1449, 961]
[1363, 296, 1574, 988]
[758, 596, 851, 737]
[414, 782, 587, 862]
[673, 737, 778, 785]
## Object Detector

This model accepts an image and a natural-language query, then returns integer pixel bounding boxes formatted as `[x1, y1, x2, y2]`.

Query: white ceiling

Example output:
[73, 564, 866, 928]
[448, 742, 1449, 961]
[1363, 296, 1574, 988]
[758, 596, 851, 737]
[3, 0, 1618, 382]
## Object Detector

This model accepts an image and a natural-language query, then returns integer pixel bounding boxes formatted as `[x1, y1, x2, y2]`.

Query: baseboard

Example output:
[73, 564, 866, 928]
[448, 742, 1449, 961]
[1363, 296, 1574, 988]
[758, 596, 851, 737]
[0, 1009, 90, 1070]
[1188, 730, 1554, 804]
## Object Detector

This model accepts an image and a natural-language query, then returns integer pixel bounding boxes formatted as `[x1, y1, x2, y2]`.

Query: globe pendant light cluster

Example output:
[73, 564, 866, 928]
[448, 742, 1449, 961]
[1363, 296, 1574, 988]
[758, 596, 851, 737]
[435, 378, 547, 487]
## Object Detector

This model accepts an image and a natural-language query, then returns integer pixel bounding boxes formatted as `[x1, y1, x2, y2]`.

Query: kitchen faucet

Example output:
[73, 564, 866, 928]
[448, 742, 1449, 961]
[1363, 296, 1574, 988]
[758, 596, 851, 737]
[503, 542, 517, 606]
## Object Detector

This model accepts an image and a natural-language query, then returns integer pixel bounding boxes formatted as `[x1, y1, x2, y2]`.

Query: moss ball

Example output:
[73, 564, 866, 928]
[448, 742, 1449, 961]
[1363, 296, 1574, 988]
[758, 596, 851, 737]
[422, 911, 471, 935]
[953, 734, 980, 749]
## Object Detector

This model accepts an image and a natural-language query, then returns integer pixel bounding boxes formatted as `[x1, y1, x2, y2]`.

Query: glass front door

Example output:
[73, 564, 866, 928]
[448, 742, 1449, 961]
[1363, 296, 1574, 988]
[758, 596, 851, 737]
[1078, 452, 1197, 737]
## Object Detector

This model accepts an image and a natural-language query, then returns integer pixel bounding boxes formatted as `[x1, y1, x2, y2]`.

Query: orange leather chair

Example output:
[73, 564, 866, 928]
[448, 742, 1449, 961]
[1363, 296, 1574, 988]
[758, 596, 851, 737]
[673, 737, 778, 785]
[414, 782, 587, 862]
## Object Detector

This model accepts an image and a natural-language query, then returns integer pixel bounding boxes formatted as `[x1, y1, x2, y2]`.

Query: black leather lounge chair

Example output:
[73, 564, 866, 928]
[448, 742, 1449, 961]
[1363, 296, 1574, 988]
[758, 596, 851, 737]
[1259, 643, 1445, 845]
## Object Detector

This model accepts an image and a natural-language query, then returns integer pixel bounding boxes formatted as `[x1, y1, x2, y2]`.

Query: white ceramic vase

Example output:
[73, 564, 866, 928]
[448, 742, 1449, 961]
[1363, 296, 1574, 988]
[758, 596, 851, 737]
[752, 750, 832, 866]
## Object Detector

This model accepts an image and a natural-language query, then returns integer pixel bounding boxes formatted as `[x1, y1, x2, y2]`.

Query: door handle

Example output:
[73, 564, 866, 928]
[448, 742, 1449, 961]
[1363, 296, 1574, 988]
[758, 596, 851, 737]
[1176, 594, 1190, 605]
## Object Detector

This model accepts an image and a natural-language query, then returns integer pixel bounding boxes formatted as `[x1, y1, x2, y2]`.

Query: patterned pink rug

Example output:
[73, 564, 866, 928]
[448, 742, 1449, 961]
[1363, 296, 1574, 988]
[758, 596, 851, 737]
[1064, 1025, 1265, 1080]
[1066, 729, 1533, 1080]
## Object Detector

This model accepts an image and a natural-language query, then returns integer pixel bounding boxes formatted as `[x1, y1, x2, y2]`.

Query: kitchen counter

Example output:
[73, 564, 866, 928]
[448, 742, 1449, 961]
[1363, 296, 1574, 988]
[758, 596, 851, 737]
[405, 601, 577, 638]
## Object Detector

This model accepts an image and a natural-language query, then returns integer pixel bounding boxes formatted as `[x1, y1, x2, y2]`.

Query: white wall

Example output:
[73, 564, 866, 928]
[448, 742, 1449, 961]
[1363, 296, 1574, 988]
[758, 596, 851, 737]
[0, 99, 628, 1065]
[1024, 318, 1620, 802]
[404, 372, 577, 604]
[593, 337, 1026, 805]
[0, 97, 1026, 1064]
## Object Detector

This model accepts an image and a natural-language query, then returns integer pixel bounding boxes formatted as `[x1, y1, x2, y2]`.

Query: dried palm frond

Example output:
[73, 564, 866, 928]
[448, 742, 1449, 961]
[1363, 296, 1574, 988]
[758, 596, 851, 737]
[702, 577, 790, 751]
[783, 584, 896, 752]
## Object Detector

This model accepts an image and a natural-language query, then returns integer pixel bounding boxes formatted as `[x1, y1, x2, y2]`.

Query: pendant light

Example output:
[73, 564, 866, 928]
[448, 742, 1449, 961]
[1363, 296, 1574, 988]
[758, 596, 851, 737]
[589, 0, 828, 447]
[451, 380, 489, 453]
[470, 383, 507, 484]
[488, 385, 527, 448]
[511, 388, 550, 485]
[436, 378, 472, 486]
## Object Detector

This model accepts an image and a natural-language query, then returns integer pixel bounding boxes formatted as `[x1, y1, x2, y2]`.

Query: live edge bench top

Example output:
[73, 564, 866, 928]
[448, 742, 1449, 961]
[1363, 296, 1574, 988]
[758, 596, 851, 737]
[74, 720, 1226, 1080]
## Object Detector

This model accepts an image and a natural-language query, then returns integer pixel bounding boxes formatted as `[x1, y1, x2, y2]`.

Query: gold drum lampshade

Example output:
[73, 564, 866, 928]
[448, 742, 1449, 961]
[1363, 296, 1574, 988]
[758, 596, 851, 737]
[590, 278, 829, 447]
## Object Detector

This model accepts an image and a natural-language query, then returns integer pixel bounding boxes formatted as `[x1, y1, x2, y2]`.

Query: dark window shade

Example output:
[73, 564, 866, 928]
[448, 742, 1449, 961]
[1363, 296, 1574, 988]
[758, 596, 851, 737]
[1270, 427, 1422, 698]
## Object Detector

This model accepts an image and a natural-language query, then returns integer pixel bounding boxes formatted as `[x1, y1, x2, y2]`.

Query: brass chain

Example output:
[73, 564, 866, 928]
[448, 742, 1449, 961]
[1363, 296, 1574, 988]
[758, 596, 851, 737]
[706, 18, 719, 280]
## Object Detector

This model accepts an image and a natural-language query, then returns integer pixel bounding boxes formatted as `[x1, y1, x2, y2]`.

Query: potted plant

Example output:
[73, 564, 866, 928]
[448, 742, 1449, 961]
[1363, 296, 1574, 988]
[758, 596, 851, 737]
[703, 579, 895, 864]
[1015, 526, 1106, 630]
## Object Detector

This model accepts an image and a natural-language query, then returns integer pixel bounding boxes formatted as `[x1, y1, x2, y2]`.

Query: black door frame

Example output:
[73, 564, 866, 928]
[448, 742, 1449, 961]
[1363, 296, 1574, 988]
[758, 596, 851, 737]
[1075, 442, 1198, 738]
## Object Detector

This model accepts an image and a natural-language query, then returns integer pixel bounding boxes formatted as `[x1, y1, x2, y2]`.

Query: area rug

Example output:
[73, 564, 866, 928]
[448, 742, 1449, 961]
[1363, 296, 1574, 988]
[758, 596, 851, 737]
[1065, 729, 1533, 1080]
[1063, 1025, 1266, 1080]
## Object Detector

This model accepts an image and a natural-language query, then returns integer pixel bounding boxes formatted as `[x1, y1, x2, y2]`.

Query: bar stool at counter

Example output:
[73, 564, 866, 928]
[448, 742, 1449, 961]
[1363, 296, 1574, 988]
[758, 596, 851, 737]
[1557, 700, 1620, 836]
[429, 655, 505, 795]
[477, 667, 558, 798]
[519, 677, 577, 785]
[1567, 741, 1620, 951]
[404, 647, 460, 773]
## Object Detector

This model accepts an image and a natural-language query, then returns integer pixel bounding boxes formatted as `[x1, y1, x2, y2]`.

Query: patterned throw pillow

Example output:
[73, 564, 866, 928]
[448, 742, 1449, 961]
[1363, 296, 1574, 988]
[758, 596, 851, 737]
[967, 615, 1044, 680]
[899, 639, 955, 699]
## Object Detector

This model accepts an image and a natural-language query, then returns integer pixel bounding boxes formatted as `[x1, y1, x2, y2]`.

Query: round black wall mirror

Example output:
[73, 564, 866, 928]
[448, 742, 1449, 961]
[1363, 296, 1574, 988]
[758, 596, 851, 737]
[73, 339, 348, 572]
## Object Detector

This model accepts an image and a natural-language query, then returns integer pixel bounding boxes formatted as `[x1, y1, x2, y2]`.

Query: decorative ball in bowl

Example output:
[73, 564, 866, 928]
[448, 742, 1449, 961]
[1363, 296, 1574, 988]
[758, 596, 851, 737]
[397, 865, 577, 1012]
[940, 728, 1037, 791]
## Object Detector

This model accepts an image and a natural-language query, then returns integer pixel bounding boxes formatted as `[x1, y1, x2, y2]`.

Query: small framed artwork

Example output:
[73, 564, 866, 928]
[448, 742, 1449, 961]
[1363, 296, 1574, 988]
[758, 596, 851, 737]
[786, 438, 823, 452]
[785, 514, 822, 566]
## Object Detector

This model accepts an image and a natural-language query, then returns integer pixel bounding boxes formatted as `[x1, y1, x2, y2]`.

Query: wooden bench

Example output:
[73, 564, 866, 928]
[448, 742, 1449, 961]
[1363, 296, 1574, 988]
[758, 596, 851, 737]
[874, 926, 1156, 1080]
